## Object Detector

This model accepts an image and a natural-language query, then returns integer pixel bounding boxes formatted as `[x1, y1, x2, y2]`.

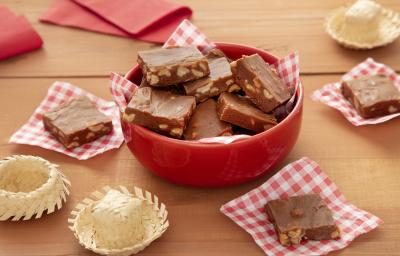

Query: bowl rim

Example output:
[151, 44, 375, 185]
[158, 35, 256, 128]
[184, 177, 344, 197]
[123, 42, 304, 149]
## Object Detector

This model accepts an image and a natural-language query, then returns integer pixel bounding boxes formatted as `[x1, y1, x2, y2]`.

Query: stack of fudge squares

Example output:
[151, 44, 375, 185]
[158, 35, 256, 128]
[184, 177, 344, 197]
[123, 46, 293, 140]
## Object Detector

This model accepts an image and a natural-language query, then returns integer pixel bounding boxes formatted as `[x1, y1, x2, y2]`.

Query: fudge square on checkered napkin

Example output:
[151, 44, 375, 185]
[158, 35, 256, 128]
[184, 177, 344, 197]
[311, 58, 400, 126]
[220, 157, 382, 256]
[9, 82, 124, 160]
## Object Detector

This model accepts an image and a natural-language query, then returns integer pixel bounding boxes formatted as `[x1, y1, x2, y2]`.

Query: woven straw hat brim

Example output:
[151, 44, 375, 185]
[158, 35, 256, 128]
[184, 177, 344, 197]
[0, 155, 71, 221]
[325, 6, 400, 49]
[69, 185, 169, 256]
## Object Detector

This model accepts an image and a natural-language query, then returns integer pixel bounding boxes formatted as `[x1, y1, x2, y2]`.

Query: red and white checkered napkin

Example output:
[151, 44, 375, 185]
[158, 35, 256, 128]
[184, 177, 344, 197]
[109, 19, 300, 144]
[220, 157, 382, 256]
[311, 58, 400, 126]
[163, 19, 216, 53]
[10, 82, 124, 160]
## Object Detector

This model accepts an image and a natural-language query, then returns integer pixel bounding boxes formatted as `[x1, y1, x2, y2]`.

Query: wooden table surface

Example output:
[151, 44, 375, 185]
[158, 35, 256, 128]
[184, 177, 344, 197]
[1, 0, 399, 255]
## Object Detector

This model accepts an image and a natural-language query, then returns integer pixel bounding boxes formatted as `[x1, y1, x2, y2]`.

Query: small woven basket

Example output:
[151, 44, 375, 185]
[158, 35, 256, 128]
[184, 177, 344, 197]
[325, 1, 400, 49]
[0, 155, 71, 221]
[69, 185, 169, 256]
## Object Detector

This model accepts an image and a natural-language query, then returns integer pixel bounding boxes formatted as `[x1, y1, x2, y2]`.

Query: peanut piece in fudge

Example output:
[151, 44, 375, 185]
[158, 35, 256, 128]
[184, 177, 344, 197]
[206, 48, 228, 59]
[43, 97, 113, 149]
[341, 74, 400, 118]
[137, 46, 210, 87]
[216, 92, 277, 133]
[184, 99, 233, 140]
[183, 56, 235, 103]
[265, 194, 340, 247]
[123, 87, 196, 139]
[234, 54, 291, 113]
[139, 76, 185, 95]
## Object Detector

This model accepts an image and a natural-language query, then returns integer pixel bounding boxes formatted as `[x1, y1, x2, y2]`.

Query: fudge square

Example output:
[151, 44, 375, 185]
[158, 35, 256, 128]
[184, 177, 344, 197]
[137, 46, 210, 87]
[184, 99, 233, 140]
[234, 54, 291, 113]
[341, 74, 400, 118]
[123, 87, 196, 139]
[183, 56, 235, 103]
[265, 194, 340, 247]
[43, 97, 113, 149]
[217, 92, 277, 133]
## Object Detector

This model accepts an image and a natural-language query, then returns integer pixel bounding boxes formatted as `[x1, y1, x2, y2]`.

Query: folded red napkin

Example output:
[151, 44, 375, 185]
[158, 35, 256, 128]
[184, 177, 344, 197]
[0, 6, 43, 60]
[39, 0, 192, 43]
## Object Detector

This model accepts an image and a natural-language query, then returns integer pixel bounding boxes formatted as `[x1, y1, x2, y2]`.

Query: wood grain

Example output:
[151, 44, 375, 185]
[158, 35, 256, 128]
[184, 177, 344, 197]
[0, 0, 399, 77]
[0, 76, 399, 255]
[1, 0, 400, 255]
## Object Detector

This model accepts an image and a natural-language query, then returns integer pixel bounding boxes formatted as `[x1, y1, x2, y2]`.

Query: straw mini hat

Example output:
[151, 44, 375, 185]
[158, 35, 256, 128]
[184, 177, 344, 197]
[0, 155, 71, 221]
[69, 186, 169, 256]
[325, 0, 400, 49]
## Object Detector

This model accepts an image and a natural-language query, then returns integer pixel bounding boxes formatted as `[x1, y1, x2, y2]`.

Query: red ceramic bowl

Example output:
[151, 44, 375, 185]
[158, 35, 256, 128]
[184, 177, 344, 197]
[122, 43, 303, 187]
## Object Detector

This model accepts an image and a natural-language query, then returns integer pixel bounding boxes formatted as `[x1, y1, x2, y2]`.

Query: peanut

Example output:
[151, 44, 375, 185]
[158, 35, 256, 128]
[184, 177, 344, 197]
[86, 132, 95, 139]
[192, 69, 204, 77]
[331, 230, 340, 239]
[253, 79, 262, 88]
[196, 83, 212, 94]
[210, 87, 219, 94]
[245, 84, 255, 93]
[228, 84, 241, 92]
[177, 66, 190, 77]
[263, 89, 273, 99]
[67, 142, 80, 148]
[123, 113, 136, 122]
[159, 124, 169, 130]
[226, 79, 234, 86]
[170, 128, 183, 137]
[199, 62, 208, 71]
[88, 124, 104, 132]
[149, 74, 159, 85]
[388, 105, 398, 113]
[158, 69, 171, 77]
[278, 233, 289, 246]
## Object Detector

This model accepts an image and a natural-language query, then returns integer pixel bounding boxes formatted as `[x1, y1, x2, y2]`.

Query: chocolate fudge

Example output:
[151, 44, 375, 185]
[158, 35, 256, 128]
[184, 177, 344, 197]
[234, 54, 291, 113]
[139, 76, 185, 95]
[123, 87, 196, 138]
[228, 61, 242, 93]
[206, 48, 228, 59]
[183, 56, 235, 102]
[266, 194, 340, 246]
[184, 99, 233, 140]
[342, 75, 400, 118]
[43, 97, 113, 149]
[137, 46, 210, 87]
[217, 92, 277, 133]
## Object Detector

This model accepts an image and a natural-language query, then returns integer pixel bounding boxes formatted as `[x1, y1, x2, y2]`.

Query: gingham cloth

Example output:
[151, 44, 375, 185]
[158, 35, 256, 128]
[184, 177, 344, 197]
[220, 157, 382, 256]
[9, 82, 124, 160]
[311, 58, 400, 126]
[109, 19, 300, 144]
[163, 19, 216, 53]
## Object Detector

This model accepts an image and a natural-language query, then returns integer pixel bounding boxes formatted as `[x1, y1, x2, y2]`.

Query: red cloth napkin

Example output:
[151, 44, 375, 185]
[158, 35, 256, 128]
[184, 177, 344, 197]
[0, 6, 43, 60]
[39, 0, 192, 43]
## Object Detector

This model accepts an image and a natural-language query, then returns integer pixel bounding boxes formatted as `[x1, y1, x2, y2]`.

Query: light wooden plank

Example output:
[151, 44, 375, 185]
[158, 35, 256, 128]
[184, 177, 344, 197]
[0, 76, 399, 255]
[0, 0, 399, 77]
